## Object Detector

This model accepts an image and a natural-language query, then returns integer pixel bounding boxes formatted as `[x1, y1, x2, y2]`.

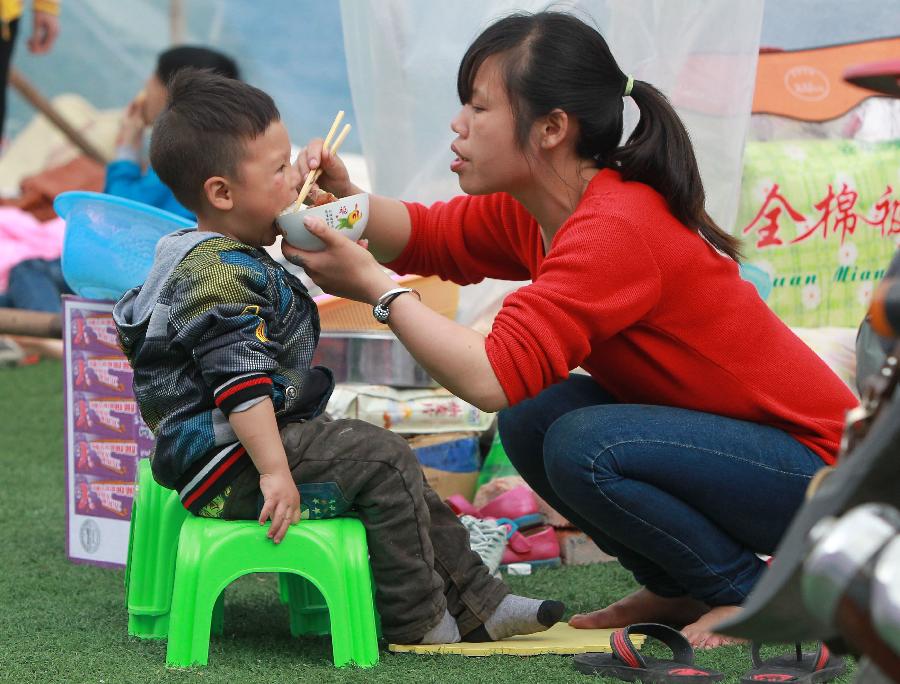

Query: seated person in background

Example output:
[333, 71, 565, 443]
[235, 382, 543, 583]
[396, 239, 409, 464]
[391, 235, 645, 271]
[112, 69, 565, 646]
[1, 46, 239, 313]
[105, 45, 239, 220]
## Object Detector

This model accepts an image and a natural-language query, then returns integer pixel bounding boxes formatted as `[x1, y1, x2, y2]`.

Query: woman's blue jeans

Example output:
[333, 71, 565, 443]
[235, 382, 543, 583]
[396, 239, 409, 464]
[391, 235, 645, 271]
[498, 375, 825, 607]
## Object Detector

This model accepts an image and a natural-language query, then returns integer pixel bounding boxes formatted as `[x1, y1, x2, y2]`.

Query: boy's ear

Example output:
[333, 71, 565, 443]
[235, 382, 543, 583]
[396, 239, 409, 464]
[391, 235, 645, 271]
[203, 176, 233, 211]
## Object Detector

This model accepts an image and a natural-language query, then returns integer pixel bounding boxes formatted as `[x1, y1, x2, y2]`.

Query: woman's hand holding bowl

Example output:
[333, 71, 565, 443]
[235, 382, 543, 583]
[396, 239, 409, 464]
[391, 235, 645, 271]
[281, 215, 394, 305]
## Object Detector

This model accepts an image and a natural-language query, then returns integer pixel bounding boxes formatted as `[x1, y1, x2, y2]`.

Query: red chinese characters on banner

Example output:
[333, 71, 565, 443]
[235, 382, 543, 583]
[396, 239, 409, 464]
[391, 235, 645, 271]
[742, 182, 898, 249]
[789, 183, 858, 245]
[860, 185, 900, 238]
[742, 183, 805, 248]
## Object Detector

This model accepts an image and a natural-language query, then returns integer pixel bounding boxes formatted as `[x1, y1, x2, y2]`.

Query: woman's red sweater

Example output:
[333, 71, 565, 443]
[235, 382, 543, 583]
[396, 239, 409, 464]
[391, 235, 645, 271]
[388, 169, 858, 463]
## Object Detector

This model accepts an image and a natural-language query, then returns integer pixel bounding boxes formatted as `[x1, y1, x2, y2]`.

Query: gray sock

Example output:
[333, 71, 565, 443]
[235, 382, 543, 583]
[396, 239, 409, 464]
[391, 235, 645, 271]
[483, 594, 565, 641]
[419, 609, 461, 645]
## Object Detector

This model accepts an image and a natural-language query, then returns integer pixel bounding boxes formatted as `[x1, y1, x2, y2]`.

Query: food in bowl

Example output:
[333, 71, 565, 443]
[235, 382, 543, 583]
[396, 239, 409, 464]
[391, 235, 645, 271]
[305, 187, 338, 207]
[277, 191, 369, 252]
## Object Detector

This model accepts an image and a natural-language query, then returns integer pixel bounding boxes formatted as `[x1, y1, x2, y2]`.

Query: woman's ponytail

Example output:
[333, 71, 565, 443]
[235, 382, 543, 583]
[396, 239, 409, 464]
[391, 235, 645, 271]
[610, 80, 743, 261]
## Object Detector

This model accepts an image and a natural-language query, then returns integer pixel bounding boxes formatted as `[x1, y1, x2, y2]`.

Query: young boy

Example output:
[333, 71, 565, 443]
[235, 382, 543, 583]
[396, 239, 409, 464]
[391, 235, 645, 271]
[113, 69, 564, 646]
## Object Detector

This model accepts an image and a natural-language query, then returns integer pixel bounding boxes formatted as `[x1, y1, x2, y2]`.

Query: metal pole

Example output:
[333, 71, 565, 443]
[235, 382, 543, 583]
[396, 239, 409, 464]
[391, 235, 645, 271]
[0, 308, 62, 338]
[8, 68, 108, 164]
[170, 0, 185, 45]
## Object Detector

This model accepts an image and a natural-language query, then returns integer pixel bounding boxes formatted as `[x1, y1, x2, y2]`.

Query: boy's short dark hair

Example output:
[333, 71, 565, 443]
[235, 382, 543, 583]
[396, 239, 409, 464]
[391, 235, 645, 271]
[156, 45, 240, 83]
[150, 69, 280, 213]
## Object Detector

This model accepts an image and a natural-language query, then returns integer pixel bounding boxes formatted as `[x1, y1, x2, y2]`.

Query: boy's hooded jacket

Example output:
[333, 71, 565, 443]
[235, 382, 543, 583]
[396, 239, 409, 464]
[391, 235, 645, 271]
[113, 230, 333, 513]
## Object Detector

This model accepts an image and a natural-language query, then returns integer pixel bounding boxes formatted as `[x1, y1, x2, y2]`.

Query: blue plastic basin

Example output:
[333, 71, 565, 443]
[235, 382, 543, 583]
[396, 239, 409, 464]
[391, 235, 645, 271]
[55, 191, 196, 301]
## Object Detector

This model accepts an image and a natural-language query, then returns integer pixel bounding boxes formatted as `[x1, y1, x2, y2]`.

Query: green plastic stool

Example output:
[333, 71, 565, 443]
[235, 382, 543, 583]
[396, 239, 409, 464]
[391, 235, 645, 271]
[125, 459, 379, 668]
[280, 573, 332, 636]
[126, 461, 366, 644]
[277, 558, 381, 638]
[125, 459, 191, 639]
[127, 459, 355, 640]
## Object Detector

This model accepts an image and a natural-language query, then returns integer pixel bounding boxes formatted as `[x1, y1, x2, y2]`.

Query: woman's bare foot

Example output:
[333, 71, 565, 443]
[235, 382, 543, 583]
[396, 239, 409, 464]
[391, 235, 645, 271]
[681, 605, 746, 649]
[569, 587, 710, 630]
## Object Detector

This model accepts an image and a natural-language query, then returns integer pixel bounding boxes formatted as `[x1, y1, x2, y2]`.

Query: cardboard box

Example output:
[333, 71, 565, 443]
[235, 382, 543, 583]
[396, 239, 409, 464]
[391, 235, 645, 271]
[409, 432, 480, 500]
[421, 467, 479, 502]
[556, 529, 616, 566]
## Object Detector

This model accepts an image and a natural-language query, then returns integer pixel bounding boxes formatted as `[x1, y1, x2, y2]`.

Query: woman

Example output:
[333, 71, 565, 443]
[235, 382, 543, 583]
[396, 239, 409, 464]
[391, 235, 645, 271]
[283, 11, 857, 648]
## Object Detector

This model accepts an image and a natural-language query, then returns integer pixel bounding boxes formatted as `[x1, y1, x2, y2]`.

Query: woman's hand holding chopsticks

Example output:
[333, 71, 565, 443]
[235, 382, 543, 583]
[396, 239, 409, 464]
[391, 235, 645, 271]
[294, 136, 361, 200]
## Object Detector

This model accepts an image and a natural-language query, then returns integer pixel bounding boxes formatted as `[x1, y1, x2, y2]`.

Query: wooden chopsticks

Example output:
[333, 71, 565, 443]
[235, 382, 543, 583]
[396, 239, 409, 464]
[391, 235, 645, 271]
[292, 110, 351, 210]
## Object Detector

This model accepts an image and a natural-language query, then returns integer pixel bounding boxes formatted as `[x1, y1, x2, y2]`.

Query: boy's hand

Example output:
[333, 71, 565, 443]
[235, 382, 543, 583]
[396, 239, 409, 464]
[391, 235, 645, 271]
[258, 470, 301, 544]
[226, 398, 297, 544]
[295, 138, 359, 199]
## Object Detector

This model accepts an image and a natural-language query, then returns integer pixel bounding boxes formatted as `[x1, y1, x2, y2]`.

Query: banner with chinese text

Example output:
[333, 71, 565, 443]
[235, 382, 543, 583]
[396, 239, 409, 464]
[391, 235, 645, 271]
[738, 139, 900, 328]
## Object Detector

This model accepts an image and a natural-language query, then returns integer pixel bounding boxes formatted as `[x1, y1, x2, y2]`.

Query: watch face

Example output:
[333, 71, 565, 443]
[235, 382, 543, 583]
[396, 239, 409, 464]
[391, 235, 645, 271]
[373, 303, 390, 323]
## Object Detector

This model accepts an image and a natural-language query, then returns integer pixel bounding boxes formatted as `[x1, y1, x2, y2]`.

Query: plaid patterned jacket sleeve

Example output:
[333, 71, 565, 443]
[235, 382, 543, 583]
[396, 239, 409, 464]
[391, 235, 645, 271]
[168, 250, 281, 416]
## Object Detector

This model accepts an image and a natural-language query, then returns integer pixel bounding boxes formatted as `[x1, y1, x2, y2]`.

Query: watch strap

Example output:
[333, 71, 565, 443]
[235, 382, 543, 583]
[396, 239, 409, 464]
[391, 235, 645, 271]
[372, 287, 421, 323]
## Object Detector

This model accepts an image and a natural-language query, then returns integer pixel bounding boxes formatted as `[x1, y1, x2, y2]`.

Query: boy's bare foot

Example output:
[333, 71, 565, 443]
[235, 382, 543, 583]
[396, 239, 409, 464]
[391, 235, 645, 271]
[681, 605, 745, 649]
[568, 587, 709, 630]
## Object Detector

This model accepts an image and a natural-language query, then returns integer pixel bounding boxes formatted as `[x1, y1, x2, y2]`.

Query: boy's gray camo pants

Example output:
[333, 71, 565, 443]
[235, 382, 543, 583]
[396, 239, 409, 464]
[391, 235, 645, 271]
[221, 416, 509, 643]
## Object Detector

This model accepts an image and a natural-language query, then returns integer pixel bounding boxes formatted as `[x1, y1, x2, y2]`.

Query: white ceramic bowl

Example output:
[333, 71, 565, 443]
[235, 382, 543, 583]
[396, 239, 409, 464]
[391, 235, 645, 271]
[277, 192, 369, 251]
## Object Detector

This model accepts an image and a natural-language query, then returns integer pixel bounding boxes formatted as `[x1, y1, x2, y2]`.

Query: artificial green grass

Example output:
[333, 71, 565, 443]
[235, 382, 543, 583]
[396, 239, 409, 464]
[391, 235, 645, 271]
[0, 360, 856, 683]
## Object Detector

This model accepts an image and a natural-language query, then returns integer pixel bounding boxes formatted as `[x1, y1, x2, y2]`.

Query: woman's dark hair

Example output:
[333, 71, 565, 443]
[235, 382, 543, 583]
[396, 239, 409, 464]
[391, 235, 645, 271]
[150, 69, 278, 212]
[458, 11, 742, 261]
[156, 45, 240, 84]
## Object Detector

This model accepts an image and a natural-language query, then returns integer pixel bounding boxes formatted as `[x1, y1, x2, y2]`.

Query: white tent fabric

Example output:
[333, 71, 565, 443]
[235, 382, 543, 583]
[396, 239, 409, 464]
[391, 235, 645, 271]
[10, 1, 763, 326]
[339, 0, 763, 226]
[339, 0, 764, 324]
[9, 1, 363, 156]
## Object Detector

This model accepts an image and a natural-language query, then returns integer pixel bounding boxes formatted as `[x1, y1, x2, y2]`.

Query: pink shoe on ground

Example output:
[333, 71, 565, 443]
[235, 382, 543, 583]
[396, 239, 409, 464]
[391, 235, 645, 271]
[500, 525, 562, 569]
[446, 485, 544, 529]
[445, 493, 479, 516]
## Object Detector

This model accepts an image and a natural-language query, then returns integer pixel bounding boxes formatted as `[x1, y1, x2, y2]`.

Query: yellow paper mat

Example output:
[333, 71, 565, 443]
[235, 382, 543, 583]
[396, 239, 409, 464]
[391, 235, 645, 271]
[389, 623, 645, 656]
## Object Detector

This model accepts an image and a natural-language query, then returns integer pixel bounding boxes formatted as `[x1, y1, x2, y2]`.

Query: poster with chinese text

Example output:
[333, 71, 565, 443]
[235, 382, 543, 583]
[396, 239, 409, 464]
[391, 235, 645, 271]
[64, 297, 150, 567]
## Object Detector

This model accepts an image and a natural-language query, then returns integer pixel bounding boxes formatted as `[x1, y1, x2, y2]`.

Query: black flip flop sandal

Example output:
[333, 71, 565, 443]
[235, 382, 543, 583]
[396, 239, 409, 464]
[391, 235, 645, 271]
[573, 623, 724, 682]
[740, 642, 846, 683]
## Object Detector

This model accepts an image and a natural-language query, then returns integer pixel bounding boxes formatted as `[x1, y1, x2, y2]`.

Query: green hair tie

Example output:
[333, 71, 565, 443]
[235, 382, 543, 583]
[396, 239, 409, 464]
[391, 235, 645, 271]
[624, 75, 634, 97]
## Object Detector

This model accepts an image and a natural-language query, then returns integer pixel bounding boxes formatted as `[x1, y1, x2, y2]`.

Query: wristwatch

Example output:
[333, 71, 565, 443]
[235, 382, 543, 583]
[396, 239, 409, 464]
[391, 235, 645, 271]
[372, 287, 421, 323]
